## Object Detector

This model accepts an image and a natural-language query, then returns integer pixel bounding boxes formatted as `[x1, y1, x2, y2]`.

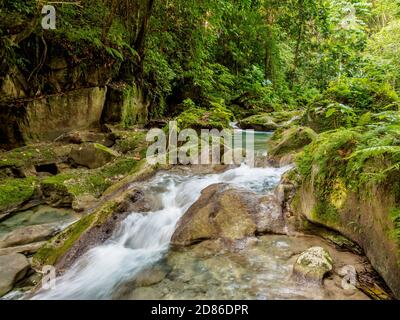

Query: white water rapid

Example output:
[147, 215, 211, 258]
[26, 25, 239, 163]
[33, 164, 289, 300]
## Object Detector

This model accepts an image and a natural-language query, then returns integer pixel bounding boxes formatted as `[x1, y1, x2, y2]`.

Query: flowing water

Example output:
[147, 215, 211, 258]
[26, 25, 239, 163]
[33, 164, 289, 300]
[30, 130, 376, 300]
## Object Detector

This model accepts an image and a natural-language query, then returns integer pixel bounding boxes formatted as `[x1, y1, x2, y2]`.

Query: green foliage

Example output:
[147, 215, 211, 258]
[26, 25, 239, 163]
[325, 77, 399, 111]
[297, 123, 400, 213]
[390, 208, 400, 246]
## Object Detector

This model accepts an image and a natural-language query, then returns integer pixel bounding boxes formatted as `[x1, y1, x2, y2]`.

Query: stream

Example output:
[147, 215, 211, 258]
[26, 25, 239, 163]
[30, 130, 374, 300]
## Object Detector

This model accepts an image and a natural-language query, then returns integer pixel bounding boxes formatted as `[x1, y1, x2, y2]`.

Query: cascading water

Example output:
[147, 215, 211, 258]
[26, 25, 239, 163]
[33, 165, 289, 300]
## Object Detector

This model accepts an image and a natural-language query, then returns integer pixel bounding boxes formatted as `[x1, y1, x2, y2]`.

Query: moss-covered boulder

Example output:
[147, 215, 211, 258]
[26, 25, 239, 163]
[0, 177, 39, 220]
[301, 100, 356, 133]
[69, 143, 118, 169]
[0, 144, 72, 179]
[325, 78, 399, 112]
[171, 183, 286, 246]
[292, 247, 333, 284]
[39, 157, 144, 208]
[239, 111, 303, 132]
[32, 187, 151, 273]
[239, 114, 279, 131]
[292, 126, 400, 298]
[111, 129, 148, 157]
[176, 99, 233, 130]
[268, 126, 317, 166]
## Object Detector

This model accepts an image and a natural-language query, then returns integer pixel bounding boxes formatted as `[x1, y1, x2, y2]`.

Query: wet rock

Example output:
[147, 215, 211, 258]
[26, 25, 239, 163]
[0, 242, 45, 256]
[0, 254, 30, 296]
[292, 247, 333, 284]
[268, 126, 317, 167]
[126, 287, 164, 300]
[134, 266, 169, 287]
[72, 194, 98, 213]
[239, 114, 279, 131]
[69, 143, 118, 169]
[0, 224, 60, 249]
[171, 184, 286, 246]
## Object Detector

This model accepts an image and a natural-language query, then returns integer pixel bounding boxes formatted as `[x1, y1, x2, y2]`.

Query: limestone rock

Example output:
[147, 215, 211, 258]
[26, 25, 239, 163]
[268, 126, 317, 167]
[171, 183, 286, 246]
[0, 87, 107, 150]
[0, 254, 30, 296]
[0, 242, 46, 256]
[292, 247, 333, 284]
[69, 143, 118, 169]
[0, 224, 60, 249]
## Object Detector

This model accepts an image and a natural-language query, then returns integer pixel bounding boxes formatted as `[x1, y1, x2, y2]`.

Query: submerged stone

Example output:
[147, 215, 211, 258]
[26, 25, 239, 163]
[292, 246, 333, 284]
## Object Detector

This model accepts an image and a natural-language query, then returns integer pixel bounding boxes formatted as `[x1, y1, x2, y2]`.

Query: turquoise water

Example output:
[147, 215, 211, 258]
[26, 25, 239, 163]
[232, 129, 273, 157]
[0, 206, 77, 237]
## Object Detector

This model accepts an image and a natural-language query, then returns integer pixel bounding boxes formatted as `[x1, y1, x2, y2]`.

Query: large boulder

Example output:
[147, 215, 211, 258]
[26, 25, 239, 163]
[0, 254, 30, 296]
[171, 184, 286, 246]
[0, 224, 60, 249]
[268, 126, 317, 167]
[292, 247, 333, 284]
[69, 143, 118, 169]
[239, 114, 279, 131]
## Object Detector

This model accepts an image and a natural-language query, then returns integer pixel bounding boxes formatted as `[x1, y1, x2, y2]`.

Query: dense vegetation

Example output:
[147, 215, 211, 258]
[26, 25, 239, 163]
[1, 0, 400, 299]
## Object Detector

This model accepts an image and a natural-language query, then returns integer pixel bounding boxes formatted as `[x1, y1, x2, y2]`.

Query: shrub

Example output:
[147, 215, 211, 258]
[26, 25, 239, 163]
[325, 78, 399, 112]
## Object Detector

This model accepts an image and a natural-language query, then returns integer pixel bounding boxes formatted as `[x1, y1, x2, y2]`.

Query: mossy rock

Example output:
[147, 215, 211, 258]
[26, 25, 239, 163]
[69, 143, 119, 169]
[175, 100, 233, 131]
[32, 200, 120, 269]
[0, 144, 71, 178]
[32, 161, 159, 271]
[239, 114, 278, 131]
[0, 177, 40, 220]
[292, 247, 334, 284]
[40, 157, 144, 207]
[268, 126, 317, 166]
[325, 78, 399, 112]
[112, 129, 148, 157]
[270, 110, 304, 125]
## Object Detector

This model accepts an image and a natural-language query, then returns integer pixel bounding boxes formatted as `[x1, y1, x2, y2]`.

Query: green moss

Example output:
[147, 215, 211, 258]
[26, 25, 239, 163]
[239, 114, 278, 131]
[296, 123, 400, 225]
[0, 177, 38, 211]
[268, 126, 317, 158]
[390, 208, 400, 248]
[41, 157, 141, 199]
[114, 131, 148, 156]
[33, 201, 119, 268]
[312, 201, 340, 225]
[176, 99, 233, 130]
[0, 144, 69, 169]
[93, 143, 117, 156]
